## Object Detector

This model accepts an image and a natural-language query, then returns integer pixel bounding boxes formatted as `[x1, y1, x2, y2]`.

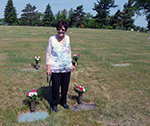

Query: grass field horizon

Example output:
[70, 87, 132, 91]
[0, 26, 149, 126]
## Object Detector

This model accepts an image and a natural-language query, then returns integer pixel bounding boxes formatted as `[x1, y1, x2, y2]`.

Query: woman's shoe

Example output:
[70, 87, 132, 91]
[60, 103, 70, 109]
[52, 106, 58, 113]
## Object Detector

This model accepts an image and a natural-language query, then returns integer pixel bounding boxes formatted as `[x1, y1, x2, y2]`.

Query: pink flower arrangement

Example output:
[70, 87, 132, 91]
[73, 54, 80, 61]
[73, 53, 79, 57]
[34, 56, 41, 62]
[77, 86, 86, 91]
[74, 85, 88, 94]
[26, 90, 37, 97]
[24, 89, 42, 102]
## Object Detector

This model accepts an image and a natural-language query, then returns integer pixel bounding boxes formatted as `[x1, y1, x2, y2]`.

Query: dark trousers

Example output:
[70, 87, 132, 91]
[51, 72, 71, 107]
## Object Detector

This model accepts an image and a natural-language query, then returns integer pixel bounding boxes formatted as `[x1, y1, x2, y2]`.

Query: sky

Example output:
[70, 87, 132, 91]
[0, 0, 147, 28]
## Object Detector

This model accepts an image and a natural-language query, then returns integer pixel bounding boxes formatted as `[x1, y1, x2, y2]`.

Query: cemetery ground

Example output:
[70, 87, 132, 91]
[0, 26, 149, 126]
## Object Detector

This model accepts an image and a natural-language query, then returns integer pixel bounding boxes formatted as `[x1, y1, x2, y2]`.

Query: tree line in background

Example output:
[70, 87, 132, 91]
[0, 0, 150, 32]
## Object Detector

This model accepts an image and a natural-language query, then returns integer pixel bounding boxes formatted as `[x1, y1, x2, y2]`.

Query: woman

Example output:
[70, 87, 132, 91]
[46, 20, 76, 112]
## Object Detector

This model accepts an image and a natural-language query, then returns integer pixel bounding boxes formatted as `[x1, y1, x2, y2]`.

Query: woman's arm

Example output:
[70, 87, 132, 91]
[46, 37, 52, 75]
[67, 35, 76, 71]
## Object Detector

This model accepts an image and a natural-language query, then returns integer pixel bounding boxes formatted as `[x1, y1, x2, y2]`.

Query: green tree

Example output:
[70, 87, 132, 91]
[108, 0, 134, 30]
[55, 10, 62, 23]
[93, 0, 118, 29]
[42, 3, 54, 27]
[0, 18, 6, 25]
[108, 10, 121, 29]
[133, 0, 150, 29]
[133, 0, 150, 11]
[61, 9, 67, 20]
[68, 8, 76, 27]
[74, 5, 86, 28]
[84, 13, 93, 28]
[54, 9, 68, 26]
[4, 0, 18, 25]
[146, 14, 150, 30]
[122, 0, 135, 30]
[114, 10, 129, 29]
[112, 10, 133, 29]
[33, 12, 43, 26]
[20, 3, 38, 26]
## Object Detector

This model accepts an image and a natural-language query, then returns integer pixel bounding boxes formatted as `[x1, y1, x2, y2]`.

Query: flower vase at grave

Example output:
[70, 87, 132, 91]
[30, 100, 35, 112]
[35, 61, 38, 69]
[34, 56, 41, 69]
[78, 93, 83, 104]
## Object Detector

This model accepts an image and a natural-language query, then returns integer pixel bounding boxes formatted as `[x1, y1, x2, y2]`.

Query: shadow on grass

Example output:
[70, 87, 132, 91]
[68, 94, 78, 102]
[31, 63, 40, 69]
[38, 86, 79, 102]
[38, 86, 50, 110]
[37, 86, 79, 110]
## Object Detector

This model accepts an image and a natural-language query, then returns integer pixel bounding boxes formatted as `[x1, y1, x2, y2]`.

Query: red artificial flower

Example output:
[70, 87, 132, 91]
[27, 92, 29, 96]
[77, 86, 84, 91]
[30, 90, 37, 93]
[80, 87, 83, 91]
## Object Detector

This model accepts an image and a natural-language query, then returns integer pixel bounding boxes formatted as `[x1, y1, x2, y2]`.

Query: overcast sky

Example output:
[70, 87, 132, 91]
[0, 0, 147, 27]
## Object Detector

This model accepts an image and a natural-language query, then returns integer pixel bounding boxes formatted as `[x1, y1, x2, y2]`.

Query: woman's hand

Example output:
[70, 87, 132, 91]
[72, 64, 76, 71]
[46, 65, 52, 75]
[46, 69, 52, 75]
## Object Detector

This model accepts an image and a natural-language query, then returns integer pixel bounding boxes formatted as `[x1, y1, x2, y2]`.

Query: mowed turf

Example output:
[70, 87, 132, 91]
[0, 26, 150, 126]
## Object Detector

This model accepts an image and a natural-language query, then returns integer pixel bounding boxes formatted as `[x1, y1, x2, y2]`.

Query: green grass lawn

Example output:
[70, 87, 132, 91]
[0, 26, 150, 126]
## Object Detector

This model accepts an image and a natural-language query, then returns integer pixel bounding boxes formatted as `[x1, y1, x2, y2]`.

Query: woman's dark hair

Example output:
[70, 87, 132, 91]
[56, 20, 68, 31]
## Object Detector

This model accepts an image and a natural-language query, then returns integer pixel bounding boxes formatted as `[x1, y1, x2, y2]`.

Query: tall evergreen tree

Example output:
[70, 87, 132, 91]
[74, 5, 86, 28]
[33, 12, 43, 26]
[122, 0, 135, 29]
[68, 8, 76, 27]
[42, 3, 54, 26]
[61, 9, 67, 20]
[109, 10, 121, 29]
[146, 14, 150, 30]
[133, 0, 150, 11]
[133, 0, 150, 29]
[20, 3, 38, 26]
[93, 0, 118, 29]
[55, 10, 62, 22]
[112, 10, 128, 29]
[109, 0, 134, 30]
[84, 13, 93, 28]
[4, 0, 18, 25]
[55, 9, 68, 25]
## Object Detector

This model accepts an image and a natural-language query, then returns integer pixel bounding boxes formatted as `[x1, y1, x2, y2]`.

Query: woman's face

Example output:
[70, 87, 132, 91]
[57, 26, 66, 38]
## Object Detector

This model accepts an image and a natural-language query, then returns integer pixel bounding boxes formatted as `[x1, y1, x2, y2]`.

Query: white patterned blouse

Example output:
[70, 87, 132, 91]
[46, 35, 72, 73]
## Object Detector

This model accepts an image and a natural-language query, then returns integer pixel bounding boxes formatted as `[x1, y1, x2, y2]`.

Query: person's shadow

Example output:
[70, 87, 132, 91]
[38, 86, 51, 110]
[38, 75, 78, 106]
[68, 94, 78, 102]
[38, 86, 79, 108]
[23, 84, 79, 111]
